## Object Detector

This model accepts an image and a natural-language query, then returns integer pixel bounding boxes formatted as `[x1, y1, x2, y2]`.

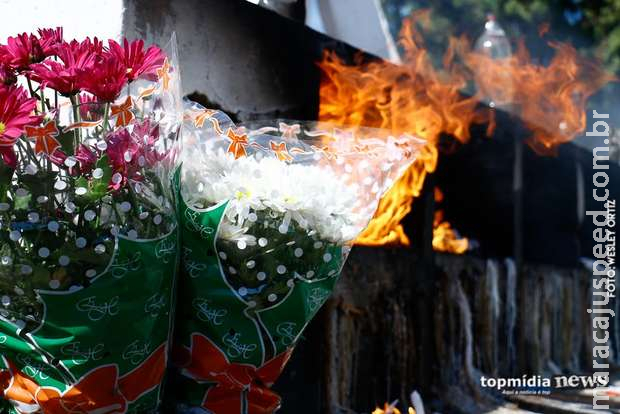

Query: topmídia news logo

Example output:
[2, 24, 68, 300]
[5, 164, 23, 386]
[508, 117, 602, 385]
[480, 374, 608, 395]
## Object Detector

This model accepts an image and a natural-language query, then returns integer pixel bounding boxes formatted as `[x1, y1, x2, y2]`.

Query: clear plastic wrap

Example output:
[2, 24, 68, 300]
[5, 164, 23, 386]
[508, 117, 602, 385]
[170, 103, 422, 413]
[0, 31, 182, 413]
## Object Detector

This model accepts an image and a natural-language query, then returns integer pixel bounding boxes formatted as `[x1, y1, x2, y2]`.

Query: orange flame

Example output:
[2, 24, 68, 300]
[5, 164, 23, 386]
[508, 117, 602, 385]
[462, 38, 615, 154]
[373, 402, 416, 414]
[318, 12, 614, 251]
[433, 188, 468, 254]
[319, 11, 485, 251]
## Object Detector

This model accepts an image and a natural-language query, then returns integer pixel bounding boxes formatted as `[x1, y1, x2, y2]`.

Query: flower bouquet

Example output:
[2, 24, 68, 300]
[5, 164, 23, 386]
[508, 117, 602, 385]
[0, 28, 182, 413]
[170, 105, 422, 413]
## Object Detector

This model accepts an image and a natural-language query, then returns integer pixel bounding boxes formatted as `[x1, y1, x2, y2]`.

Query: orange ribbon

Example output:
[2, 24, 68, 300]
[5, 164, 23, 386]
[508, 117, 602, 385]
[0, 343, 166, 414]
[269, 141, 293, 162]
[174, 333, 292, 414]
[62, 120, 103, 133]
[211, 118, 224, 135]
[156, 59, 172, 91]
[138, 86, 157, 100]
[110, 96, 134, 128]
[24, 121, 61, 155]
[227, 128, 248, 159]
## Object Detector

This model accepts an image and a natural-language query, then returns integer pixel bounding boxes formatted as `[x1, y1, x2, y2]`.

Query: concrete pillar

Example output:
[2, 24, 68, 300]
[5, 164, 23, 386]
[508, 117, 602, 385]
[122, 0, 363, 121]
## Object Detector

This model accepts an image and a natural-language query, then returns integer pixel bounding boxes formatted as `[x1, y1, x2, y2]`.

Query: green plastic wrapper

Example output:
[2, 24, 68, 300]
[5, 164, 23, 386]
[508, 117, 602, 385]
[169, 105, 422, 413]
[0, 34, 182, 413]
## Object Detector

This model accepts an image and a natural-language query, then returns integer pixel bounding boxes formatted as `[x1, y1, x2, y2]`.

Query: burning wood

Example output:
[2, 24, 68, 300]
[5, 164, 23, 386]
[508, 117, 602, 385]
[318, 10, 614, 253]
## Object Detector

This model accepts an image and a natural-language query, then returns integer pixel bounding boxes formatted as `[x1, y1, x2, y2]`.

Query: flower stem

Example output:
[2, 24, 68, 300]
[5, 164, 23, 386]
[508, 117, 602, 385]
[69, 95, 81, 151]
[17, 139, 41, 170]
[26, 78, 39, 114]
[102, 103, 110, 135]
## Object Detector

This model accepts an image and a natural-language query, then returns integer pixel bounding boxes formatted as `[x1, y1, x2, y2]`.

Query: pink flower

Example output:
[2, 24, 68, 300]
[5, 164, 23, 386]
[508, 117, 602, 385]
[0, 64, 16, 85]
[37, 27, 64, 57]
[79, 93, 103, 121]
[132, 118, 165, 166]
[104, 119, 162, 190]
[75, 143, 97, 174]
[0, 86, 41, 168]
[108, 39, 165, 82]
[0, 33, 45, 70]
[81, 53, 127, 102]
[105, 128, 139, 190]
[82, 36, 104, 56]
[48, 148, 67, 168]
[29, 39, 97, 96]
[50, 143, 97, 176]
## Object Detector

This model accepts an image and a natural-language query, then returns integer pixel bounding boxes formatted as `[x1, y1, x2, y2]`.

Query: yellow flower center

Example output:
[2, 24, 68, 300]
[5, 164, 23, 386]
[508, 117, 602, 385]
[235, 189, 251, 199]
[0, 122, 5, 135]
[126, 68, 133, 74]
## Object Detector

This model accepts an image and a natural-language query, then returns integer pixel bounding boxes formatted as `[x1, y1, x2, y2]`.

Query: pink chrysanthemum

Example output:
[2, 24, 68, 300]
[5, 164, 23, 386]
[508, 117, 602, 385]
[0, 33, 45, 70]
[75, 143, 97, 174]
[37, 27, 64, 57]
[105, 119, 163, 190]
[48, 148, 67, 168]
[0, 86, 41, 168]
[78, 93, 103, 121]
[0, 64, 16, 85]
[81, 53, 127, 102]
[105, 128, 139, 190]
[132, 118, 165, 166]
[108, 39, 165, 82]
[30, 39, 98, 96]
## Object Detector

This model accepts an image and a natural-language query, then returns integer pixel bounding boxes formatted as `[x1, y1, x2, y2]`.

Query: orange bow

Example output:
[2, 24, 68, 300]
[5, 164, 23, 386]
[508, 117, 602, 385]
[227, 128, 248, 159]
[110, 96, 134, 128]
[25, 121, 60, 155]
[278, 122, 301, 139]
[193, 109, 216, 128]
[311, 144, 337, 160]
[156, 59, 172, 91]
[174, 333, 292, 414]
[0, 343, 166, 414]
[269, 141, 293, 162]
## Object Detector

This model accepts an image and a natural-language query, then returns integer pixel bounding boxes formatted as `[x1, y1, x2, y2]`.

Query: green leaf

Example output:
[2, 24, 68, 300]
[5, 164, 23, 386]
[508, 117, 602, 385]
[75, 176, 88, 188]
[73, 176, 90, 206]
[13, 194, 31, 210]
[89, 155, 112, 200]
[57, 131, 75, 156]
[76, 155, 112, 203]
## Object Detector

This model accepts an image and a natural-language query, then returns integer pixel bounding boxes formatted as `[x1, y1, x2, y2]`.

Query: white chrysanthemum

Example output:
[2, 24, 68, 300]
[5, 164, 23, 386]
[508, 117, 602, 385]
[183, 149, 365, 243]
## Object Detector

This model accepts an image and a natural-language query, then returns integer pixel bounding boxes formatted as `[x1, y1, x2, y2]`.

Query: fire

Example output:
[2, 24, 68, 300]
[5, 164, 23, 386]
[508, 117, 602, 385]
[318, 11, 613, 251]
[433, 188, 468, 254]
[319, 10, 484, 251]
[373, 402, 415, 414]
[461, 36, 615, 154]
